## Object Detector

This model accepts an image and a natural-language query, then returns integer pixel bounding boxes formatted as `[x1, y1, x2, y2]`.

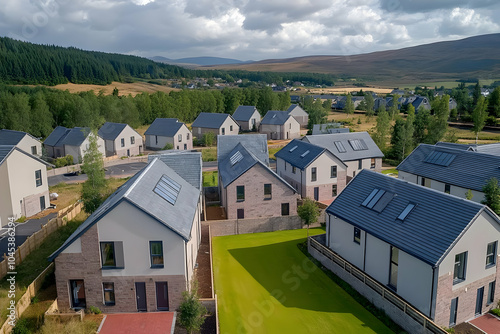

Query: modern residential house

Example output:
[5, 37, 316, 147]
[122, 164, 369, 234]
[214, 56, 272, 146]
[275, 139, 347, 202]
[0, 145, 52, 227]
[191, 112, 239, 139]
[218, 142, 298, 219]
[144, 118, 192, 150]
[49, 157, 202, 313]
[311, 123, 349, 135]
[259, 110, 301, 140]
[325, 170, 500, 327]
[397, 143, 500, 204]
[98, 122, 143, 157]
[217, 134, 269, 166]
[302, 132, 384, 180]
[0, 129, 42, 157]
[286, 104, 309, 128]
[232, 106, 261, 131]
[44, 126, 105, 163]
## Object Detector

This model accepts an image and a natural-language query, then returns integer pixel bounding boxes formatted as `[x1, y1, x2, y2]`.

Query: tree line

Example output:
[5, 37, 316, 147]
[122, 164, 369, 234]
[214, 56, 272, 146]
[0, 85, 290, 138]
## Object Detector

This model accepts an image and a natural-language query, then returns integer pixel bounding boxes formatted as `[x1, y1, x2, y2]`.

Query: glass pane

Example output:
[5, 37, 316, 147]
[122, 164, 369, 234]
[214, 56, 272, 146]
[101, 243, 115, 267]
[152, 255, 164, 265]
[390, 263, 398, 288]
[391, 247, 399, 264]
[151, 242, 162, 255]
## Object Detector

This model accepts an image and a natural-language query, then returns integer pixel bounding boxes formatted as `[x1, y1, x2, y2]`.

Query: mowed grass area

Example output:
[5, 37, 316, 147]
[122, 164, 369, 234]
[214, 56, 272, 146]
[213, 229, 394, 334]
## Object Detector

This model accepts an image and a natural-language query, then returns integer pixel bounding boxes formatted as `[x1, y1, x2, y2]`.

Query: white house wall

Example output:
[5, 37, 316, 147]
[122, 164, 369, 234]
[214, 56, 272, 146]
[97, 201, 186, 277]
[62, 237, 82, 253]
[364, 234, 391, 284]
[145, 135, 172, 150]
[112, 126, 143, 157]
[328, 216, 365, 269]
[17, 135, 42, 157]
[220, 118, 239, 136]
[0, 162, 12, 227]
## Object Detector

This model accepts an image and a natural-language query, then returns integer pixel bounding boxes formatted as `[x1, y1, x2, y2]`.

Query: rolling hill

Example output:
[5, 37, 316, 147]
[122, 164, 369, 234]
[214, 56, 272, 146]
[208, 34, 500, 83]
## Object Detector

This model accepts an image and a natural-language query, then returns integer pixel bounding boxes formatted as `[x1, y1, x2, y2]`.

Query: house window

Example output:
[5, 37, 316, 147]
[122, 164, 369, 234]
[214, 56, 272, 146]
[131, 136, 135, 144]
[264, 184, 272, 200]
[31, 146, 37, 155]
[389, 246, 399, 290]
[453, 251, 467, 284]
[230, 125, 233, 131]
[281, 203, 289, 216]
[187, 133, 190, 140]
[121, 138, 125, 147]
[420, 177, 426, 186]
[488, 281, 496, 305]
[100, 242, 124, 269]
[184, 144, 187, 150]
[358, 160, 363, 169]
[311, 167, 317, 182]
[103, 282, 115, 306]
[370, 158, 375, 169]
[284, 162, 287, 171]
[353, 227, 360, 244]
[237, 186, 245, 202]
[292, 166, 296, 174]
[178, 134, 182, 142]
[35, 169, 42, 187]
[155, 136, 158, 145]
[222, 128, 225, 135]
[150, 241, 164, 268]
[486, 241, 497, 267]
[331, 166, 337, 178]
[445, 184, 451, 194]
[332, 184, 337, 197]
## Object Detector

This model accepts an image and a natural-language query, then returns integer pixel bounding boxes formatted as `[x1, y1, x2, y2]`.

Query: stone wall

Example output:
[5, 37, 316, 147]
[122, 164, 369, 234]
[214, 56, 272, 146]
[203, 215, 302, 237]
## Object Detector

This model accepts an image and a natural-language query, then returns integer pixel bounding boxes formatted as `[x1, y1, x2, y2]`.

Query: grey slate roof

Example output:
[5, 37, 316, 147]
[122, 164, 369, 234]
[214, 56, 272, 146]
[435, 142, 473, 151]
[435, 142, 500, 157]
[0, 145, 52, 167]
[327, 169, 488, 267]
[275, 139, 331, 170]
[397, 144, 500, 192]
[261, 110, 291, 125]
[217, 134, 269, 166]
[191, 112, 234, 129]
[287, 104, 308, 117]
[48, 158, 200, 261]
[218, 142, 295, 192]
[303, 132, 384, 161]
[232, 106, 259, 122]
[0, 129, 37, 145]
[144, 118, 185, 137]
[43, 126, 68, 146]
[312, 123, 349, 135]
[98, 122, 128, 140]
[148, 150, 202, 190]
[44, 126, 91, 147]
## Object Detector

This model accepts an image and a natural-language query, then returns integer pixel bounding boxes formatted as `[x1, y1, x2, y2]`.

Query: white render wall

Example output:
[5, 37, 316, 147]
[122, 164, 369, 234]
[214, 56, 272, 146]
[17, 135, 42, 157]
[110, 126, 143, 157]
[65, 136, 105, 164]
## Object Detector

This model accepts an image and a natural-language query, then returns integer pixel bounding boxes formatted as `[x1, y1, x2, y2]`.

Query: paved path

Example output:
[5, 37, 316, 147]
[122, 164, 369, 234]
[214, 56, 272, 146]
[469, 313, 500, 333]
[98, 312, 175, 334]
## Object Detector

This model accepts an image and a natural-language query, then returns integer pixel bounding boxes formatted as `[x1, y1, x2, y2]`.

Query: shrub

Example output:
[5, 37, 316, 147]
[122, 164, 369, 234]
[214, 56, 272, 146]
[163, 143, 174, 150]
[16, 216, 27, 223]
[202, 132, 215, 147]
[54, 155, 74, 168]
[88, 305, 101, 314]
[179, 281, 206, 334]
[12, 318, 31, 334]
[490, 308, 500, 317]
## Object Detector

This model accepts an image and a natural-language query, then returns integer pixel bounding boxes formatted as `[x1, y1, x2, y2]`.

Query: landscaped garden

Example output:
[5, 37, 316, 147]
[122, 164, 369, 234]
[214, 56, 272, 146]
[212, 229, 395, 333]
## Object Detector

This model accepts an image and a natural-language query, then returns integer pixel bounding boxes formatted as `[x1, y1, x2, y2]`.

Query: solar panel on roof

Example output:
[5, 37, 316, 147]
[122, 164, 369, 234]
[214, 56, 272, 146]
[154, 175, 181, 205]
[349, 139, 368, 151]
[397, 203, 415, 221]
[301, 150, 310, 158]
[334, 141, 347, 153]
[362, 189, 379, 206]
[424, 151, 456, 166]
[289, 145, 298, 152]
[230, 151, 243, 166]
[362, 188, 387, 209]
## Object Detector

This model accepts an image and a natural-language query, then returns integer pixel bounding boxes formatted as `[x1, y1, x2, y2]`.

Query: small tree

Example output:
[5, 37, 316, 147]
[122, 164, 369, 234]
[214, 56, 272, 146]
[81, 130, 107, 214]
[465, 189, 474, 201]
[179, 281, 206, 334]
[344, 93, 354, 118]
[202, 132, 215, 147]
[472, 95, 488, 144]
[482, 178, 500, 215]
[297, 197, 319, 237]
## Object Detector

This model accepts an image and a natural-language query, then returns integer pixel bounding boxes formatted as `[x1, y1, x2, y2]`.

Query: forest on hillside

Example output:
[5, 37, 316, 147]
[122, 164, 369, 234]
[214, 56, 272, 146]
[0, 37, 335, 86]
[0, 85, 291, 138]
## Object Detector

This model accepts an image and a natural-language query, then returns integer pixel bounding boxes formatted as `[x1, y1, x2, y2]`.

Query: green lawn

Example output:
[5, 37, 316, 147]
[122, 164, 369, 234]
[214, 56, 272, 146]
[213, 229, 394, 334]
[203, 171, 218, 187]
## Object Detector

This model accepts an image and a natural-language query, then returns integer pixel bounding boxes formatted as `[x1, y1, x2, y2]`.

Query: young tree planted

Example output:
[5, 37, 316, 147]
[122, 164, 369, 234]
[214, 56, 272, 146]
[297, 197, 319, 238]
[471, 95, 488, 144]
[344, 93, 354, 118]
[482, 178, 500, 215]
[81, 130, 107, 214]
[179, 281, 206, 334]
[373, 108, 390, 152]
[364, 93, 375, 117]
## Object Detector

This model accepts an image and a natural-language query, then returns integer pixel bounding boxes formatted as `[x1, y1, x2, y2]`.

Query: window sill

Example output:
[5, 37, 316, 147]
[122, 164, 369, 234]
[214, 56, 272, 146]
[237, 200, 244, 202]
[486, 263, 496, 270]
[104, 303, 115, 306]
[150, 265, 164, 269]
[453, 278, 465, 285]
[101, 267, 124, 270]
[264, 198, 272, 201]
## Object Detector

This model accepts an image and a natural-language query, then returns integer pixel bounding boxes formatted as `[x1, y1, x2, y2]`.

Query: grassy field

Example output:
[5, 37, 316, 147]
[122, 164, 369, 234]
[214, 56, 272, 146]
[41, 81, 179, 97]
[213, 229, 394, 334]
[203, 171, 218, 187]
[198, 147, 217, 162]
[268, 146, 284, 160]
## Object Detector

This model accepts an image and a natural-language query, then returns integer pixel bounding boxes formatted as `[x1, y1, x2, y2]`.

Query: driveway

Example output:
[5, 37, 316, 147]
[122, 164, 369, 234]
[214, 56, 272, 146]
[98, 312, 175, 334]
[469, 313, 500, 333]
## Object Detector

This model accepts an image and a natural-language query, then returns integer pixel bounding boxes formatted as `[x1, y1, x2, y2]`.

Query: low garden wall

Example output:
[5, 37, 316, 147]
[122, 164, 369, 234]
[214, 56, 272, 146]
[203, 215, 302, 237]
[46, 155, 147, 177]
[44, 299, 85, 324]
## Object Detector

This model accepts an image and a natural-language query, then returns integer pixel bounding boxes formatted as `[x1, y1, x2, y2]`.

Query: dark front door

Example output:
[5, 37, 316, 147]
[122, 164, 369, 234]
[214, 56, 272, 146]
[156, 282, 169, 311]
[127, 149, 130, 156]
[135, 282, 147, 311]
[314, 187, 319, 201]
[476, 287, 484, 315]
[70, 280, 86, 309]
[40, 196, 46, 211]
[281, 203, 290, 216]
[237, 209, 244, 219]
[449, 297, 458, 326]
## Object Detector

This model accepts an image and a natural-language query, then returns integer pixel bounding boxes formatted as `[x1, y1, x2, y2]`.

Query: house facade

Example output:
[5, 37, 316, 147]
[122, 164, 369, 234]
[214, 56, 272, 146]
[44, 127, 105, 163]
[191, 113, 239, 139]
[397, 143, 500, 204]
[275, 139, 347, 202]
[325, 170, 500, 327]
[0, 145, 51, 226]
[232, 106, 261, 131]
[219, 143, 298, 219]
[144, 118, 192, 151]
[259, 111, 301, 140]
[98, 122, 143, 157]
[286, 104, 309, 128]
[49, 157, 202, 313]
[0, 129, 42, 157]
[302, 132, 383, 181]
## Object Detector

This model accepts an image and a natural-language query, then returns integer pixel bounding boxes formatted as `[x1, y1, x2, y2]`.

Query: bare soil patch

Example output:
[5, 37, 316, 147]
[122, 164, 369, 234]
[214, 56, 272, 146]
[44, 81, 179, 96]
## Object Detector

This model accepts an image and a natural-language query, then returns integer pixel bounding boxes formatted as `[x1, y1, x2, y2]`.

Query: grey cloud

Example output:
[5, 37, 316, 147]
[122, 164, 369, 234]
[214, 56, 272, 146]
[379, 0, 498, 13]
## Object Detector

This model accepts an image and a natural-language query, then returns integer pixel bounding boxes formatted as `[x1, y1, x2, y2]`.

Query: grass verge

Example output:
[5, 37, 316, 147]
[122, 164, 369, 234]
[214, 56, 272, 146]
[203, 171, 218, 187]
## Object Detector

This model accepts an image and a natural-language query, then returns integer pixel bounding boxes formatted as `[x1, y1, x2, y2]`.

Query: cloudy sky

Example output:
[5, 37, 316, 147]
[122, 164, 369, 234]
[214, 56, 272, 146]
[1, 0, 499, 61]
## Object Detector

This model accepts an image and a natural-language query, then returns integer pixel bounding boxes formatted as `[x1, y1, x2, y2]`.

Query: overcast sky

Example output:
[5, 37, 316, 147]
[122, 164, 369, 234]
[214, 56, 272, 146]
[1, 0, 499, 61]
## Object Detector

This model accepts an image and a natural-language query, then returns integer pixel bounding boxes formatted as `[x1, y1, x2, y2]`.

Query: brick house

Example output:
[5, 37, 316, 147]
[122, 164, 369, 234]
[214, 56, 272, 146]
[325, 170, 500, 327]
[44, 126, 105, 163]
[219, 142, 298, 219]
[232, 106, 261, 131]
[0, 129, 42, 157]
[49, 157, 202, 313]
[398, 143, 500, 204]
[259, 110, 300, 140]
[191, 112, 239, 139]
[144, 118, 192, 151]
[302, 132, 384, 181]
[0, 145, 52, 227]
[286, 104, 309, 128]
[98, 122, 143, 157]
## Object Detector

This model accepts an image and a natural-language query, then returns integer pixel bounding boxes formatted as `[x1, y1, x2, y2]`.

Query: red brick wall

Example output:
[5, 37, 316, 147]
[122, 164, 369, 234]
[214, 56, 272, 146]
[54, 224, 188, 313]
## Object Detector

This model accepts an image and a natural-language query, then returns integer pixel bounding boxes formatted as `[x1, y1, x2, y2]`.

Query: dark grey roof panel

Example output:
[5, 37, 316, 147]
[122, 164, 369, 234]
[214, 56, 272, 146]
[144, 118, 185, 137]
[44, 126, 68, 147]
[98, 122, 128, 140]
[274, 139, 325, 170]
[217, 134, 269, 166]
[0, 145, 15, 165]
[191, 112, 232, 129]
[219, 143, 258, 187]
[261, 110, 290, 125]
[62, 127, 91, 146]
[148, 151, 202, 189]
[326, 170, 485, 266]
[397, 144, 500, 192]
[232, 106, 258, 121]
[0, 130, 30, 145]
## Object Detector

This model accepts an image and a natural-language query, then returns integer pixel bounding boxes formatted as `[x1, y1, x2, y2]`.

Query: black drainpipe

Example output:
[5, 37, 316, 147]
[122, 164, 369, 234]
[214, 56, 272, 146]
[429, 267, 436, 318]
